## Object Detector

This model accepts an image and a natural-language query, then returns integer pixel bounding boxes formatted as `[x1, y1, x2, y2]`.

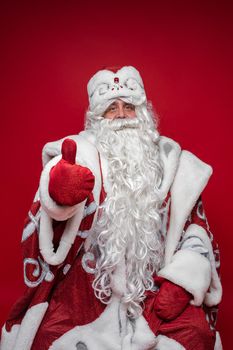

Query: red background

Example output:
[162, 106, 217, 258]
[1, 1, 232, 348]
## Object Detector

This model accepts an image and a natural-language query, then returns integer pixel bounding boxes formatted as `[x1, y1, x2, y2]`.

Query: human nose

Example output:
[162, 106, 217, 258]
[117, 105, 125, 118]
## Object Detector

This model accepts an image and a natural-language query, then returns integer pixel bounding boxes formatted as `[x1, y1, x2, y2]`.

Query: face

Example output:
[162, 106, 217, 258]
[103, 99, 136, 119]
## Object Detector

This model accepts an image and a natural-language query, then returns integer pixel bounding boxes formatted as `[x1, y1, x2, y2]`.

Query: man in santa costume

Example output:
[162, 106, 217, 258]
[1, 66, 222, 350]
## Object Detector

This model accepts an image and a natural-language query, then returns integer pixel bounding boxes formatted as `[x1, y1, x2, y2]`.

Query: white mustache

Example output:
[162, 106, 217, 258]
[105, 117, 140, 131]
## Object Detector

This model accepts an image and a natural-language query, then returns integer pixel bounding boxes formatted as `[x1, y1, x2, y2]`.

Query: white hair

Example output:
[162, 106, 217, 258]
[85, 101, 164, 319]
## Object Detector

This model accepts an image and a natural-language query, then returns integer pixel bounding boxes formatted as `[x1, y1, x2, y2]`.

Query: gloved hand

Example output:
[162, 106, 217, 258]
[49, 138, 95, 206]
[154, 276, 192, 321]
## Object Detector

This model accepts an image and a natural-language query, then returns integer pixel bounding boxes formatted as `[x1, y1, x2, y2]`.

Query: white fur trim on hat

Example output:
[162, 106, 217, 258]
[87, 66, 146, 111]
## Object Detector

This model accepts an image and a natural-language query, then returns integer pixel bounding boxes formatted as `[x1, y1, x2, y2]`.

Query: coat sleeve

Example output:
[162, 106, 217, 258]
[37, 134, 102, 266]
[39, 133, 101, 222]
[158, 196, 222, 307]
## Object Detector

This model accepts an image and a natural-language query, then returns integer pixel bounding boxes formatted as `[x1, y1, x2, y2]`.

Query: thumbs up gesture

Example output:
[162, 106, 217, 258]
[49, 138, 95, 206]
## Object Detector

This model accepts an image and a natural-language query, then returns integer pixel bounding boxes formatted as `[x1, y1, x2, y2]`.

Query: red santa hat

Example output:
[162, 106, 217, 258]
[87, 66, 147, 111]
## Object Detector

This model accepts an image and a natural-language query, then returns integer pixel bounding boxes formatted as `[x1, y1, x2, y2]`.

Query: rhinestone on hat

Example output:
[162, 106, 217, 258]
[112, 76, 123, 91]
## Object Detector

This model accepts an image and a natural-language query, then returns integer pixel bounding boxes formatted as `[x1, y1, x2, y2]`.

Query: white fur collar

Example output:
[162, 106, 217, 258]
[157, 136, 181, 200]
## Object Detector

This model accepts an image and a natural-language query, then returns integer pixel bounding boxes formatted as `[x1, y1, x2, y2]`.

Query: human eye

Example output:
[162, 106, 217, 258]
[125, 104, 135, 110]
[107, 104, 117, 112]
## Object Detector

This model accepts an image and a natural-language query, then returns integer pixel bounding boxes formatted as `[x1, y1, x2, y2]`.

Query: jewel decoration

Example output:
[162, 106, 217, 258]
[112, 76, 123, 91]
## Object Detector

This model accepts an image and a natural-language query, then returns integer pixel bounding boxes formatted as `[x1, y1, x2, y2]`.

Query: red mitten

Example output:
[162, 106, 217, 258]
[154, 277, 192, 321]
[49, 138, 95, 206]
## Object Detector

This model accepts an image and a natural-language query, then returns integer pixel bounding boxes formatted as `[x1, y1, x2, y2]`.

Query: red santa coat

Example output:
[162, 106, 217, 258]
[0, 131, 222, 350]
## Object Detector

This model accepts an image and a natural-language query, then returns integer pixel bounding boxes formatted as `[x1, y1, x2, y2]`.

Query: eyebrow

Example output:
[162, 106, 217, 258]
[106, 101, 135, 111]
[107, 103, 117, 109]
[124, 102, 135, 108]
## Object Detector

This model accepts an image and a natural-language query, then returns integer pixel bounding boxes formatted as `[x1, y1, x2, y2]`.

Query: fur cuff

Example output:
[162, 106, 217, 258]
[158, 249, 211, 306]
[39, 201, 86, 265]
[184, 224, 222, 307]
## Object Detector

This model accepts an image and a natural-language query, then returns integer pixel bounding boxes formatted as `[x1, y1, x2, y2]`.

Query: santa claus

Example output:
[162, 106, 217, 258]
[0, 66, 222, 350]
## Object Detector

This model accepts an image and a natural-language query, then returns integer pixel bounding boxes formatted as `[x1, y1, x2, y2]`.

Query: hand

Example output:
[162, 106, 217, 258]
[49, 138, 95, 206]
[154, 277, 192, 321]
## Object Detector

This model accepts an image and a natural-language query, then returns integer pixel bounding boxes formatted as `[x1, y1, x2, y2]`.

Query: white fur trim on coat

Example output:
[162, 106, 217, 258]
[0, 324, 20, 350]
[79, 130, 112, 194]
[50, 257, 156, 350]
[0, 302, 48, 350]
[39, 201, 86, 265]
[49, 296, 156, 350]
[158, 136, 181, 201]
[158, 248, 211, 306]
[214, 331, 223, 350]
[183, 224, 222, 307]
[164, 150, 213, 265]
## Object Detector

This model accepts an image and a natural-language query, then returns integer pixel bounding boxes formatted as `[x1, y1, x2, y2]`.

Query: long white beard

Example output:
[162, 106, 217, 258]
[89, 110, 164, 318]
